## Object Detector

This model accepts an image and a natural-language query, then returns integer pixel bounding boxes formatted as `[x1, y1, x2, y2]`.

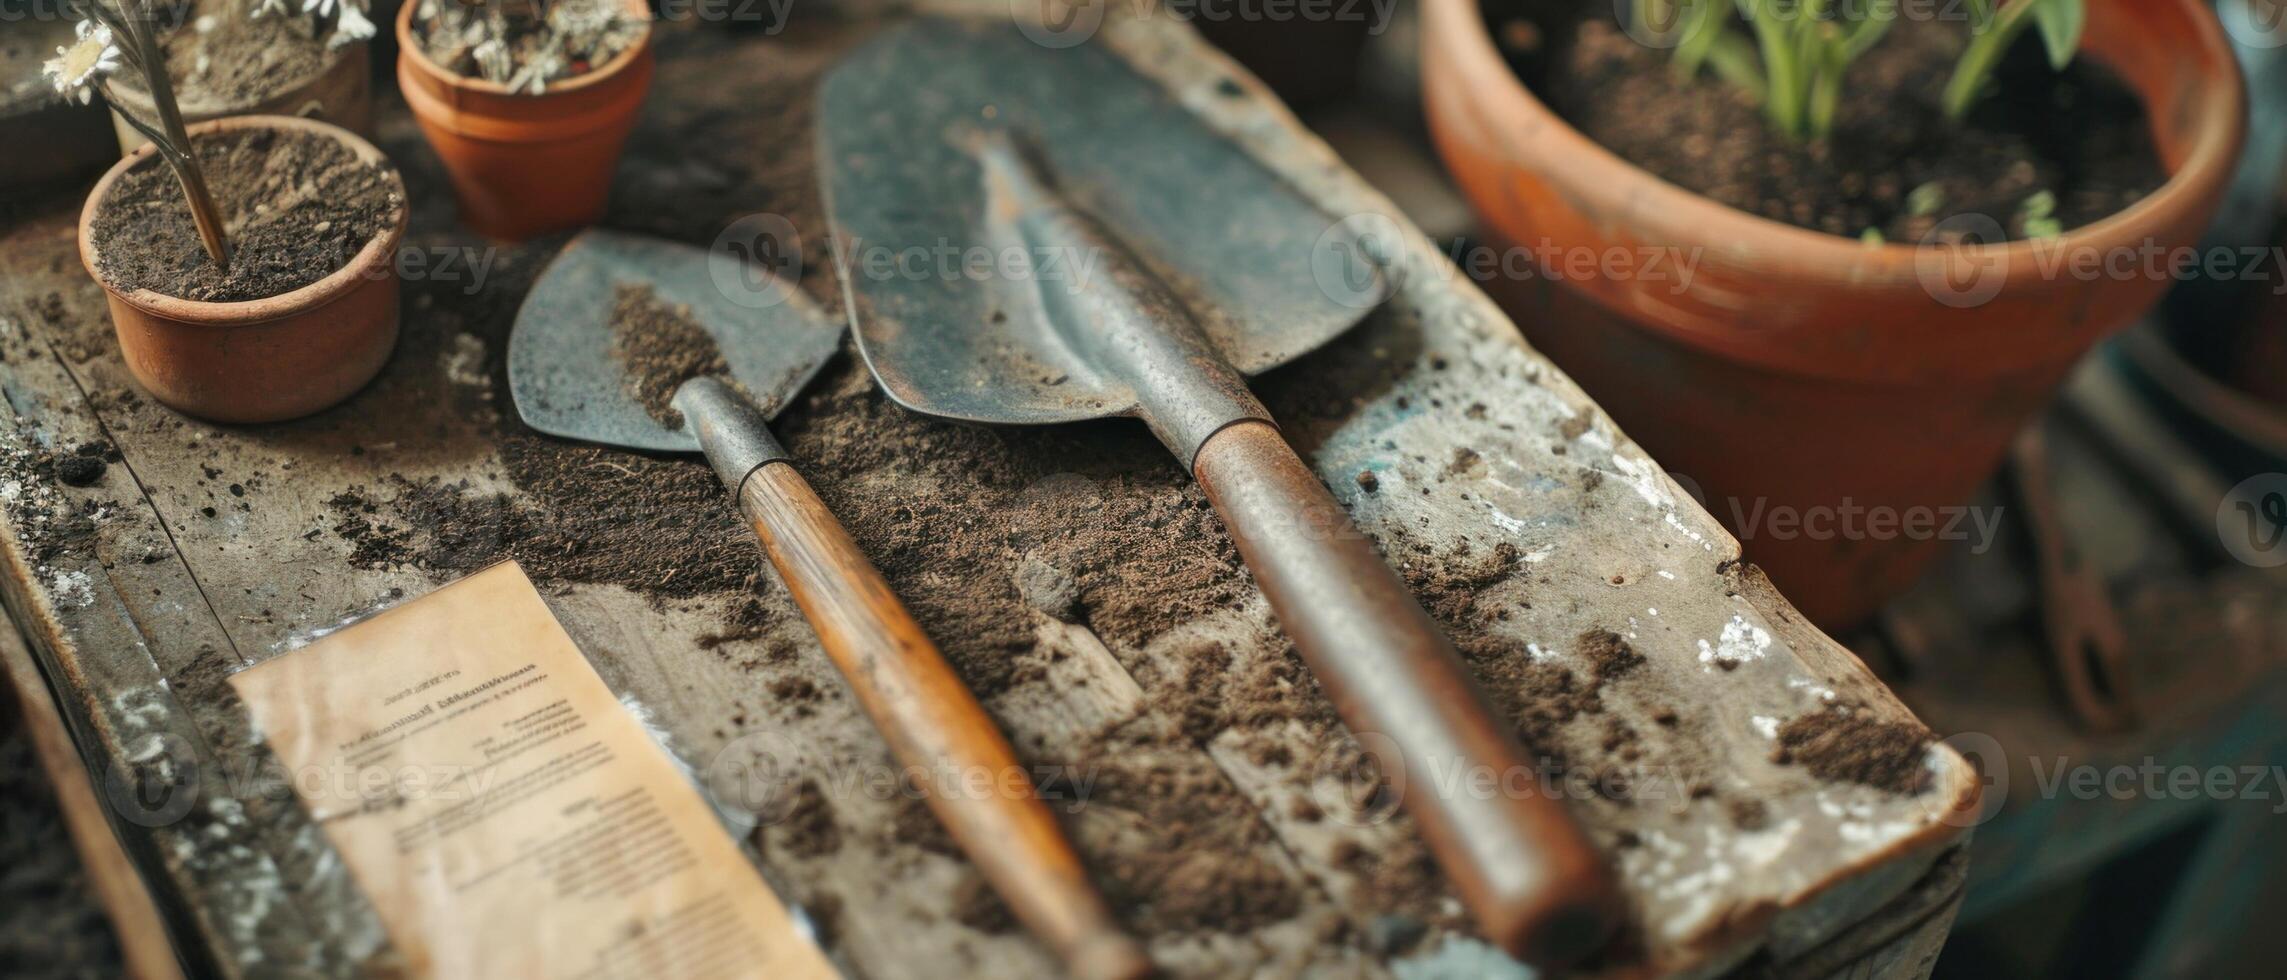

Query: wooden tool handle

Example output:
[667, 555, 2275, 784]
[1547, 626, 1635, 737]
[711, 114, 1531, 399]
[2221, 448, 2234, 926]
[1193, 421, 1620, 969]
[739, 463, 1151, 980]
[2010, 428, 2136, 733]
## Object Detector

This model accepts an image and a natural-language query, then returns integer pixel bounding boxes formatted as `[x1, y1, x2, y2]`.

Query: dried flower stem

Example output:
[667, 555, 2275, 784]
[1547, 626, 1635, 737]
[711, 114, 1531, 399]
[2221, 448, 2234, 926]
[77, 0, 233, 272]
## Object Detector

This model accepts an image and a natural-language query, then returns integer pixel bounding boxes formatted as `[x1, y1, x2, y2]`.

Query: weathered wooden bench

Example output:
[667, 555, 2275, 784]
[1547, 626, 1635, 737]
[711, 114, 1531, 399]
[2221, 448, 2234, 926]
[0, 6, 1975, 977]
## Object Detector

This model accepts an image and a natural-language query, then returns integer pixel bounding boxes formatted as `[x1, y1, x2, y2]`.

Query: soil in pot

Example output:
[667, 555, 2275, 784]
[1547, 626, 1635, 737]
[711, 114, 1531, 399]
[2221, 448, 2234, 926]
[106, 0, 332, 112]
[411, 0, 646, 89]
[1490, 1, 2169, 242]
[89, 126, 401, 303]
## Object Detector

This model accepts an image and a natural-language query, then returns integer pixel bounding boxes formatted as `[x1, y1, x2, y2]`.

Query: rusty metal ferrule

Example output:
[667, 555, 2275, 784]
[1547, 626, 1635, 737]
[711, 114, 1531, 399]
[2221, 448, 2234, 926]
[674, 376, 792, 495]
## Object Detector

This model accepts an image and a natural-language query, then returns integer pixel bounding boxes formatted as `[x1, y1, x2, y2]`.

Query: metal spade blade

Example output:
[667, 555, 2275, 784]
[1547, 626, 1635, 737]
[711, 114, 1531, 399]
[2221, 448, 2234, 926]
[819, 20, 1620, 970]
[817, 18, 1390, 440]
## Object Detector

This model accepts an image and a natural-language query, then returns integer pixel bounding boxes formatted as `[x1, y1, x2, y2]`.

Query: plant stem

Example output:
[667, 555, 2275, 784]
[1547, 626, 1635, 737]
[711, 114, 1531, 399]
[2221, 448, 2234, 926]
[1806, 54, 1842, 137]
[1942, 0, 2041, 119]
[123, 3, 230, 272]
[1704, 32, 1769, 101]
[1741, 0, 1805, 139]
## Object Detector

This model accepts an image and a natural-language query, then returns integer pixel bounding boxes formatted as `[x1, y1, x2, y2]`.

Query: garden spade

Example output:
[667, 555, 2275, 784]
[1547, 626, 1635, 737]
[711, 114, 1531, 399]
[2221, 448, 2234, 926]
[819, 21, 1619, 968]
[509, 230, 1150, 980]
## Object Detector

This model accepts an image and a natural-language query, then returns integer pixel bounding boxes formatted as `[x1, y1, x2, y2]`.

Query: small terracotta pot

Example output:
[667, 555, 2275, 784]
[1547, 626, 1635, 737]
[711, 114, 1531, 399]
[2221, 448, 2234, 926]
[108, 41, 373, 156]
[395, 0, 654, 241]
[1424, 0, 2245, 628]
[80, 115, 406, 424]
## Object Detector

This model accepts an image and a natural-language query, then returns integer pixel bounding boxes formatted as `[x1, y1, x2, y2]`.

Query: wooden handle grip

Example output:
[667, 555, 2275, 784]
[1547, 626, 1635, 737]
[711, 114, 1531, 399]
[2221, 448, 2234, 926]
[1192, 421, 1620, 969]
[740, 463, 1150, 980]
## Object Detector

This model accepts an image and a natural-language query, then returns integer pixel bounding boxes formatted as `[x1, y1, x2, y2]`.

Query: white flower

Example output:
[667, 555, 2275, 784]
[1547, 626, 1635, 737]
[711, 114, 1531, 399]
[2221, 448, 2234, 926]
[471, 38, 513, 85]
[507, 45, 564, 95]
[42, 20, 120, 106]
[327, 0, 375, 49]
[301, 0, 338, 17]
[251, 0, 290, 18]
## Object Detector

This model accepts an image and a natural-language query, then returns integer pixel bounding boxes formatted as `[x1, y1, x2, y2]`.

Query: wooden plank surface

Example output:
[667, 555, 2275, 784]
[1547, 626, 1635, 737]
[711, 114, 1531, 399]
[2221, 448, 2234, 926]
[2, 611, 185, 980]
[0, 7, 1975, 978]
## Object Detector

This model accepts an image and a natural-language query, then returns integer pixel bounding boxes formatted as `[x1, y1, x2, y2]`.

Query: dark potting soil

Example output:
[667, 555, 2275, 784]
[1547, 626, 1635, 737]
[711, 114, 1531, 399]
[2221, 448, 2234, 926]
[609, 282, 734, 427]
[1498, 3, 2167, 241]
[1771, 706, 1934, 795]
[89, 126, 400, 303]
[106, 0, 329, 111]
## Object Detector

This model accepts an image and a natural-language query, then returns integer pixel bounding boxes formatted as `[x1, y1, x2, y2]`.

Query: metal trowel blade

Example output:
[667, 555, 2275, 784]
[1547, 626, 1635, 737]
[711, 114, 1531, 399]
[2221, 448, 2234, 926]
[507, 229, 842, 454]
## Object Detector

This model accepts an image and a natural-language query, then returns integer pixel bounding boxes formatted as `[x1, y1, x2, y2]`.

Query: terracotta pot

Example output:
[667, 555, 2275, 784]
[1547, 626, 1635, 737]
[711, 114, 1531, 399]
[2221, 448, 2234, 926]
[107, 39, 374, 155]
[80, 115, 406, 424]
[1423, 0, 2245, 628]
[395, 0, 653, 241]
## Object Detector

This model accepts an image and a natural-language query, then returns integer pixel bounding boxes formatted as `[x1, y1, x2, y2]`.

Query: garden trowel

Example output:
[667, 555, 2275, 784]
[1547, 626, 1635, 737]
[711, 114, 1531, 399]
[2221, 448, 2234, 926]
[818, 21, 1619, 969]
[509, 230, 1150, 980]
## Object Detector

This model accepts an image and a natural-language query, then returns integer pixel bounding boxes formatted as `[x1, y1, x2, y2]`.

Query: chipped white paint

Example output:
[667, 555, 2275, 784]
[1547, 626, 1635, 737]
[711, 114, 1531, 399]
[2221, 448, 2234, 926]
[46, 567, 94, 608]
[443, 333, 489, 389]
[1663, 510, 1713, 550]
[1787, 676, 1842, 704]
[1698, 614, 1774, 666]
[1610, 451, 1674, 510]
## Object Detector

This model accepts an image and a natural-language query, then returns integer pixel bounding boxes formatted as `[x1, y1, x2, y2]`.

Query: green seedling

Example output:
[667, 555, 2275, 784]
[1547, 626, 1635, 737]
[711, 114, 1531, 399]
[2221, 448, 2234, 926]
[2019, 189, 2063, 238]
[1633, 0, 2087, 141]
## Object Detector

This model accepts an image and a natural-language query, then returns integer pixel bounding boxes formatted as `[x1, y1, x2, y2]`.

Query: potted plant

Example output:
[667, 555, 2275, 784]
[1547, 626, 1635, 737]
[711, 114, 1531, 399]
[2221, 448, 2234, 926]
[101, 0, 377, 155]
[395, 0, 652, 241]
[1424, 0, 2244, 628]
[56, 0, 406, 423]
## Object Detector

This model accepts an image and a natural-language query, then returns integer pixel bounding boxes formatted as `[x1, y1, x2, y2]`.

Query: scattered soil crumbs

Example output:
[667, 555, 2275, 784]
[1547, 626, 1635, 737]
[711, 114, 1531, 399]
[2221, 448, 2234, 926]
[891, 793, 959, 858]
[768, 676, 826, 719]
[90, 126, 400, 302]
[698, 598, 777, 651]
[53, 453, 106, 488]
[1408, 540, 1522, 626]
[609, 283, 732, 427]
[333, 431, 765, 600]
[1151, 638, 1334, 744]
[950, 873, 1018, 934]
[1579, 628, 1642, 679]
[1082, 744, 1303, 935]
[1504, 3, 2165, 241]
[762, 359, 1255, 701]
[803, 890, 843, 948]
[1327, 834, 1449, 939]
[1772, 707, 1934, 795]
[771, 778, 842, 859]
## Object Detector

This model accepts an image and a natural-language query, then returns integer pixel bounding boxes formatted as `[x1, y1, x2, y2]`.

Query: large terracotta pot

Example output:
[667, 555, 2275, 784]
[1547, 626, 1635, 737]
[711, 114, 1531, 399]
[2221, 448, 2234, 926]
[80, 115, 405, 424]
[395, 0, 653, 241]
[1424, 0, 2246, 628]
